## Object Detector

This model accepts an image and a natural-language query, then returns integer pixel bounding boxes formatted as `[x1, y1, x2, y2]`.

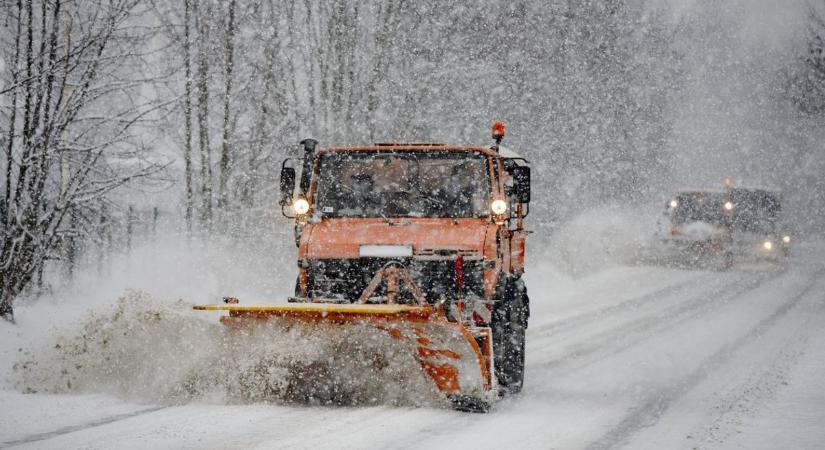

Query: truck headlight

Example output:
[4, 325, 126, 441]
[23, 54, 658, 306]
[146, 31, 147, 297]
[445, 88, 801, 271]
[724, 201, 734, 211]
[669, 199, 678, 209]
[292, 197, 310, 215]
[490, 199, 507, 215]
[763, 241, 773, 250]
[782, 235, 791, 244]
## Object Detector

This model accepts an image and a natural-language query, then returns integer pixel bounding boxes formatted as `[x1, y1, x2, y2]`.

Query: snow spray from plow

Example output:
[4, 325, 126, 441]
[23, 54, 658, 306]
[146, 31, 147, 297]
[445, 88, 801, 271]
[194, 299, 497, 412]
[13, 291, 445, 408]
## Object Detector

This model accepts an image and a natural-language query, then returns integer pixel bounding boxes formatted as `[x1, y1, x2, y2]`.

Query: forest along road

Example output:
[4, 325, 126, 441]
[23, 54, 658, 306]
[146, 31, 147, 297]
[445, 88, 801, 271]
[1, 244, 824, 449]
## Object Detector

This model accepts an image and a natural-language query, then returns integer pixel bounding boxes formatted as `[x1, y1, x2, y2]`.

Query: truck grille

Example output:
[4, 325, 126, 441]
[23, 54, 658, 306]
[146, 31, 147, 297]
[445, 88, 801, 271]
[308, 258, 485, 303]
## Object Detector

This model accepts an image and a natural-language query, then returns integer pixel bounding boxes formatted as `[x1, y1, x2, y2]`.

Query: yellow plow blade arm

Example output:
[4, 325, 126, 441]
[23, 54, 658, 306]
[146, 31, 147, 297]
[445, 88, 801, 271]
[193, 303, 494, 410]
[193, 303, 435, 322]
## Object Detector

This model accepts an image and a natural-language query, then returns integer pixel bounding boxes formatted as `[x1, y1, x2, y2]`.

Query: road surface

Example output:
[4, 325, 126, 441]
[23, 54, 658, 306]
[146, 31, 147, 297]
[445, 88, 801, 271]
[2, 243, 824, 449]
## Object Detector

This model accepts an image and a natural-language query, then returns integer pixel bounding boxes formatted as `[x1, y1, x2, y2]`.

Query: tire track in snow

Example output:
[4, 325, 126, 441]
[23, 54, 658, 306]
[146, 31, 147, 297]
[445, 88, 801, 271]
[386, 272, 781, 450]
[530, 270, 781, 374]
[530, 271, 716, 338]
[690, 310, 817, 448]
[585, 267, 825, 450]
[0, 406, 167, 449]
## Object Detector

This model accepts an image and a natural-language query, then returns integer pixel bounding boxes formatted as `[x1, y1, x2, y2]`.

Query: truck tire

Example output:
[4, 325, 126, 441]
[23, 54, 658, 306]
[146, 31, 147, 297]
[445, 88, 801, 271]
[720, 238, 734, 270]
[492, 277, 528, 395]
[721, 250, 734, 270]
[712, 245, 733, 271]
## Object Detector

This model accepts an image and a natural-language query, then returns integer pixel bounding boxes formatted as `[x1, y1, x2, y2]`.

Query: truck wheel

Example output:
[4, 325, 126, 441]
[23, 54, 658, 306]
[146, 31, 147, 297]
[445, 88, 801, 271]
[713, 246, 733, 271]
[492, 277, 528, 395]
[719, 238, 734, 270]
[722, 251, 733, 270]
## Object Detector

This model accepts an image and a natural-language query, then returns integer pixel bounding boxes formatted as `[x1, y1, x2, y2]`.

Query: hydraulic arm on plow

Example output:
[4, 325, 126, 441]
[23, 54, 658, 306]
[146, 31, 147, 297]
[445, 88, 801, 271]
[195, 123, 531, 412]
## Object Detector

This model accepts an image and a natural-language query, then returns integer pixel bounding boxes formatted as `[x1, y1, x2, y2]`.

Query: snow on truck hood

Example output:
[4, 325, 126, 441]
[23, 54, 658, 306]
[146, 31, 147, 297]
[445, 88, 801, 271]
[301, 218, 493, 259]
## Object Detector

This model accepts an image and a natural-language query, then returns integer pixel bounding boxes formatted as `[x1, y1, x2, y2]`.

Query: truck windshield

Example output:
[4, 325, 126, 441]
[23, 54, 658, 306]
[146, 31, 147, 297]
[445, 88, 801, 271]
[313, 151, 490, 218]
[671, 192, 727, 225]
[730, 188, 780, 234]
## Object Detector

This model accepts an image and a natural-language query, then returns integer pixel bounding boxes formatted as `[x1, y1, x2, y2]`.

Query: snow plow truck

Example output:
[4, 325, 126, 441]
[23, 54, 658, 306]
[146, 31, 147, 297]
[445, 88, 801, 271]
[195, 122, 531, 412]
[662, 179, 791, 268]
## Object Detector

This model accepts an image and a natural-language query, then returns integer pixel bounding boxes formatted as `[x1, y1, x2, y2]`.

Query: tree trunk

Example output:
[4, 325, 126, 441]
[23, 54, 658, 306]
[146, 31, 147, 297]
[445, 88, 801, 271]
[3, 0, 23, 232]
[194, 0, 213, 228]
[13, 0, 35, 216]
[20, 0, 34, 151]
[0, 0, 25, 323]
[183, 0, 194, 231]
[218, 0, 236, 212]
[0, 291, 14, 323]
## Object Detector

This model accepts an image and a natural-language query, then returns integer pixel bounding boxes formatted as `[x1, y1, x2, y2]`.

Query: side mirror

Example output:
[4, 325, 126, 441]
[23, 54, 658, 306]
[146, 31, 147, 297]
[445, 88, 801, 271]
[512, 166, 530, 203]
[279, 166, 296, 206]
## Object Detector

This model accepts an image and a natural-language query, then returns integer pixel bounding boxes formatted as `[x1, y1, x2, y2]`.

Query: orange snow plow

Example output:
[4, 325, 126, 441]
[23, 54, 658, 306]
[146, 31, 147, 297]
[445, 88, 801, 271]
[195, 123, 532, 412]
[193, 299, 495, 411]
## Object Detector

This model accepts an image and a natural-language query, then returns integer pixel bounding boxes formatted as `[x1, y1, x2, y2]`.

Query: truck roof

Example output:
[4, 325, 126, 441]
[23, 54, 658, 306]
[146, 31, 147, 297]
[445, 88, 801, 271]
[675, 188, 726, 195]
[675, 187, 781, 196]
[497, 145, 527, 160]
[319, 144, 528, 161]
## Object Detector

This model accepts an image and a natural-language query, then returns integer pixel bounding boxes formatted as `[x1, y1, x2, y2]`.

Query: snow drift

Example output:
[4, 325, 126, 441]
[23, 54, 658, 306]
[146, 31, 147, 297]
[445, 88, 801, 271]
[13, 291, 444, 408]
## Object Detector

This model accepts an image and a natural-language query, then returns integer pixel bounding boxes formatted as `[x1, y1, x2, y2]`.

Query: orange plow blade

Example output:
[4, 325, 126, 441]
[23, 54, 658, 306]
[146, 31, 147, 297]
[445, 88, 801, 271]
[193, 303, 495, 411]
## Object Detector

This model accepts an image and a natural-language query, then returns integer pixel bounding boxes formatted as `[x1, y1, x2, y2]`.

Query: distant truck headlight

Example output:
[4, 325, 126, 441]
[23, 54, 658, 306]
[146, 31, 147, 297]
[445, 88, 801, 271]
[724, 201, 734, 211]
[669, 199, 678, 209]
[491, 199, 508, 215]
[782, 235, 791, 244]
[763, 240, 773, 250]
[292, 197, 310, 215]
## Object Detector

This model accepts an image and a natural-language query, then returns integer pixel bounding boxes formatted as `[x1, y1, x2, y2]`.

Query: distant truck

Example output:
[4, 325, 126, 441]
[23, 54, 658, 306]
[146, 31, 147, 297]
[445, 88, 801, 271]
[662, 184, 791, 268]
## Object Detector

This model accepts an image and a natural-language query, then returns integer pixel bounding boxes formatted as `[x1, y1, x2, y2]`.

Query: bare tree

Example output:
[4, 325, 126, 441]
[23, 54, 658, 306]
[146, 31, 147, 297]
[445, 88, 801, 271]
[183, 0, 195, 231]
[193, 0, 213, 227]
[793, 2, 825, 114]
[0, 0, 166, 322]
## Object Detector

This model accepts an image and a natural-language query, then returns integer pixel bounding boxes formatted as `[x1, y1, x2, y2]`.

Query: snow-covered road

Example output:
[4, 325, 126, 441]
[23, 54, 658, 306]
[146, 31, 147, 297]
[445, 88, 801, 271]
[2, 244, 824, 449]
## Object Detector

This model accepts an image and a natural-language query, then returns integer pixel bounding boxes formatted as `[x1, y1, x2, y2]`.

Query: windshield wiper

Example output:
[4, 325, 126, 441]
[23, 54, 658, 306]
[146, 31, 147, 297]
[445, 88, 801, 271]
[409, 188, 446, 207]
